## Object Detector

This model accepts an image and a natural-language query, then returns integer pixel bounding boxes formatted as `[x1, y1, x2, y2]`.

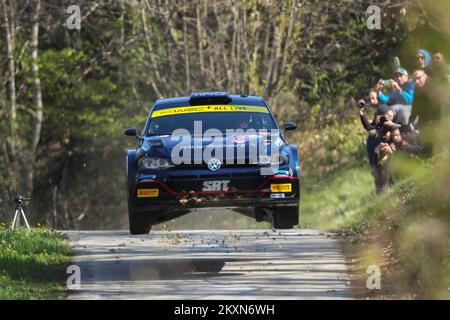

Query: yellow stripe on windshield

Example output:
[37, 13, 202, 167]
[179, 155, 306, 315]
[151, 105, 269, 118]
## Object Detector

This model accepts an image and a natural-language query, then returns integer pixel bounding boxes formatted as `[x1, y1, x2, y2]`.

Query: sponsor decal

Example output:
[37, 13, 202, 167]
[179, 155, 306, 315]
[137, 189, 159, 198]
[233, 135, 250, 144]
[270, 183, 292, 192]
[151, 105, 269, 118]
[202, 180, 230, 192]
[270, 193, 285, 199]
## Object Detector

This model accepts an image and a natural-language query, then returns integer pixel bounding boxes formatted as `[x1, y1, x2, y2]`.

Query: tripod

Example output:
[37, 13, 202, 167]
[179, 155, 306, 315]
[11, 196, 31, 230]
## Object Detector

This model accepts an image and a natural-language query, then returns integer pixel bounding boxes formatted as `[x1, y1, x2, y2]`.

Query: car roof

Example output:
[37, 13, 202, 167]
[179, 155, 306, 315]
[153, 94, 267, 110]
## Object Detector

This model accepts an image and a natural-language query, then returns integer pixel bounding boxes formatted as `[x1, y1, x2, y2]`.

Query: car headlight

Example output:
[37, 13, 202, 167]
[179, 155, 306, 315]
[140, 157, 174, 170]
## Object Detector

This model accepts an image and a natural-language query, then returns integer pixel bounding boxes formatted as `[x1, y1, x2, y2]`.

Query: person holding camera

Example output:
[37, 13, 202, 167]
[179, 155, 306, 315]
[358, 91, 386, 158]
[358, 91, 383, 131]
[391, 127, 423, 156]
[358, 93, 395, 194]
[376, 68, 415, 127]
[371, 129, 396, 193]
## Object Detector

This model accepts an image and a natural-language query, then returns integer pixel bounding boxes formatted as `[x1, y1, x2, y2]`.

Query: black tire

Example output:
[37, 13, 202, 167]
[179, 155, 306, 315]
[128, 205, 152, 235]
[272, 206, 299, 229]
[127, 187, 152, 234]
[255, 207, 264, 222]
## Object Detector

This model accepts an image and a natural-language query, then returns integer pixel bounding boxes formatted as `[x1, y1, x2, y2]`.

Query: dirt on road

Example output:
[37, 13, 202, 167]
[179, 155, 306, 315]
[64, 229, 353, 300]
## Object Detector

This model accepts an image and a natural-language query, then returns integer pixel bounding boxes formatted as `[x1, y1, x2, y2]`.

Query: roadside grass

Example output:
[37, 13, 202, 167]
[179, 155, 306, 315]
[0, 226, 72, 299]
[300, 164, 374, 230]
[300, 155, 450, 299]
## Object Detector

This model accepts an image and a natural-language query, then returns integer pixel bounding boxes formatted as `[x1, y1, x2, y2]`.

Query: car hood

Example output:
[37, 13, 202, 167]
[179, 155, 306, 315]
[137, 133, 286, 161]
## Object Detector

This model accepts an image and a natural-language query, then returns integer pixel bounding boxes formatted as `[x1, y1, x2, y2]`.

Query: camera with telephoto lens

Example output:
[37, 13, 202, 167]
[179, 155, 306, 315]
[14, 196, 32, 206]
[376, 116, 388, 129]
[357, 99, 369, 108]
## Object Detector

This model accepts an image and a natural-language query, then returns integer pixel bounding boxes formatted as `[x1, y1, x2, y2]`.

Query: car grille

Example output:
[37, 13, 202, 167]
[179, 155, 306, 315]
[165, 173, 266, 193]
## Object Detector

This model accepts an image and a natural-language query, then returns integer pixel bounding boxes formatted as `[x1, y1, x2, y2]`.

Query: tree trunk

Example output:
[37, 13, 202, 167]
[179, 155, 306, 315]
[17, 0, 44, 197]
[30, 0, 43, 158]
[183, 3, 190, 93]
[140, 0, 163, 98]
[196, 5, 205, 82]
[1, 0, 17, 157]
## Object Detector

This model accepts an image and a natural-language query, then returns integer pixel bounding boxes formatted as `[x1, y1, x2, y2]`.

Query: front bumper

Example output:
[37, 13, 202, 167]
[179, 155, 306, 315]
[129, 166, 300, 212]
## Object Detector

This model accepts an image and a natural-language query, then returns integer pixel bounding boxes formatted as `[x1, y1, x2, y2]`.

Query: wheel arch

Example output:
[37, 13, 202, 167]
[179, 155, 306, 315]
[286, 144, 300, 178]
[127, 149, 138, 186]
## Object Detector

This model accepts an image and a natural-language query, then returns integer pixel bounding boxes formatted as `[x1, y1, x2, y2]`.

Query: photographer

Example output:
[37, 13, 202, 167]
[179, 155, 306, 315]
[358, 95, 395, 194]
[375, 131, 396, 166]
[372, 130, 395, 193]
[358, 91, 383, 131]
[391, 127, 423, 156]
[359, 103, 398, 132]
[377, 68, 415, 126]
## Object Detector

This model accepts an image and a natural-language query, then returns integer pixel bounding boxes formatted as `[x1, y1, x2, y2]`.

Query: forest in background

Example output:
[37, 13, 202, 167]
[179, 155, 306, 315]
[0, 0, 447, 229]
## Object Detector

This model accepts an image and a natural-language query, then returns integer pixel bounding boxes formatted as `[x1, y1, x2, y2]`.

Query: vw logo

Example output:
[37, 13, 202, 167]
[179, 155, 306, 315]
[207, 158, 222, 172]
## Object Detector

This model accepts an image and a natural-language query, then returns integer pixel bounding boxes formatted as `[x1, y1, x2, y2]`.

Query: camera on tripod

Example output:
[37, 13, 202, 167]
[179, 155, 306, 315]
[14, 196, 32, 206]
[11, 195, 32, 230]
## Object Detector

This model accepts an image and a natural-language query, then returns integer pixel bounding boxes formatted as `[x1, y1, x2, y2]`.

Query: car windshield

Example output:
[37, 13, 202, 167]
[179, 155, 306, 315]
[147, 111, 277, 135]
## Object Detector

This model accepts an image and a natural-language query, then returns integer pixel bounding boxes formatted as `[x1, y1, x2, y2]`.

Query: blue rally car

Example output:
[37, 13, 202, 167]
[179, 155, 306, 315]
[125, 92, 300, 234]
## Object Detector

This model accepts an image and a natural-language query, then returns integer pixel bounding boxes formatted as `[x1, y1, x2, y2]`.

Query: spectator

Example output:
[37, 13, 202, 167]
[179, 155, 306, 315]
[431, 52, 450, 84]
[377, 68, 415, 106]
[368, 89, 379, 107]
[433, 52, 446, 70]
[417, 49, 432, 71]
[431, 52, 450, 121]
[358, 94, 390, 194]
[412, 69, 439, 121]
[391, 127, 423, 155]
[413, 69, 429, 89]
[375, 67, 415, 130]
[359, 103, 394, 132]
[412, 69, 441, 156]
[359, 91, 383, 129]
[375, 131, 395, 165]
[389, 104, 412, 127]
[373, 130, 395, 193]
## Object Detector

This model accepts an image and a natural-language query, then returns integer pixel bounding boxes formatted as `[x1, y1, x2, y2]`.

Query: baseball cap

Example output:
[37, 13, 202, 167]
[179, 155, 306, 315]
[394, 67, 408, 76]
[376, 104, 392, 116]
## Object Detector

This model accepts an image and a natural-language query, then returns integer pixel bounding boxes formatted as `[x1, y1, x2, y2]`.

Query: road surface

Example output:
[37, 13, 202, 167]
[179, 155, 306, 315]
[64, 229, 352, 299]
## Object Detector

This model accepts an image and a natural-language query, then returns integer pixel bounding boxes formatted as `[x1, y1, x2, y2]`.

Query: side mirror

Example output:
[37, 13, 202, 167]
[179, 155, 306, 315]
[124, 128, 139, 138]
[284, 122, 297, 131]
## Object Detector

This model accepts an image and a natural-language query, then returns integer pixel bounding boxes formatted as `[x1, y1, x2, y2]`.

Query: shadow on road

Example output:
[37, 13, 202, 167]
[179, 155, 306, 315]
[129, 259, 229, 280]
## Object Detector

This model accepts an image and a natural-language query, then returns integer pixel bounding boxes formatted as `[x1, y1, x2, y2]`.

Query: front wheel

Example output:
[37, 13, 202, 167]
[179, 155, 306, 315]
[128, 205, 152, 235]
[272, 206, 299, 229]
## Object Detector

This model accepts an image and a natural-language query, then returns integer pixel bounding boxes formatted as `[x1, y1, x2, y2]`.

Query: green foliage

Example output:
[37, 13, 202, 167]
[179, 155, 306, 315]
[287, 118, 367, 180]
[285, 1, 408, 128]
[0, 226, 72, 299]
[300, 165, 374, 230]
[302, 155, 450, 299]
[0, 0, 448, 231]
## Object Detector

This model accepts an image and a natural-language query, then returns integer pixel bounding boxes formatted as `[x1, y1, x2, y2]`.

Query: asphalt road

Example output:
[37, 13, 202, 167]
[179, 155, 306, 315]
[63, 228, 353, 300]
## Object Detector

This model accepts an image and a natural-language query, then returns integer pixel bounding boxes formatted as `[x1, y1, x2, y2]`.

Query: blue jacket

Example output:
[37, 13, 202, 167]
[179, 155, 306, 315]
[379, 80, 415, 105]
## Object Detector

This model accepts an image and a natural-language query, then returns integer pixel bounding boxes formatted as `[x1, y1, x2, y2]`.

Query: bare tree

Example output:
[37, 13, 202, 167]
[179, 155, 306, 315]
[25, 0, 44, 195]
[1, 0, 17, 157]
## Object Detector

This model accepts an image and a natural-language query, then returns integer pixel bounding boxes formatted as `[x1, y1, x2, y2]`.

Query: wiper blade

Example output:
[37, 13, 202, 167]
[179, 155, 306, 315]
[146, 133, 172, 136]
